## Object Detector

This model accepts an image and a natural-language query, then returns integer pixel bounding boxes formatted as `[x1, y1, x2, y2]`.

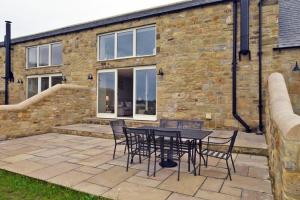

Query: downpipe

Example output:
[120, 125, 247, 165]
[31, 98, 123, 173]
[232, 0, 252, 133]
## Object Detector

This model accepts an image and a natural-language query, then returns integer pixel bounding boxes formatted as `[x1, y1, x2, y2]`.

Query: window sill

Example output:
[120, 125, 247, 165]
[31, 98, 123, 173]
[273, 45, 300, 51]
[97, 54, 156, 62]
[25, 64, 63, 70]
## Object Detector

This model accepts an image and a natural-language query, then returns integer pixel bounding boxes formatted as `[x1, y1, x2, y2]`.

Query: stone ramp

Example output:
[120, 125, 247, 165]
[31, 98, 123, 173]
[52, 123, 267, 156]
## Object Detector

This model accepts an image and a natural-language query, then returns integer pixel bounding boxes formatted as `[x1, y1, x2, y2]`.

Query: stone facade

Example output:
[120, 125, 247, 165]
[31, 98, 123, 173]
[0, 84, 94, 138]
[0, 0, 299, 131]
[266, 73, 300, 200]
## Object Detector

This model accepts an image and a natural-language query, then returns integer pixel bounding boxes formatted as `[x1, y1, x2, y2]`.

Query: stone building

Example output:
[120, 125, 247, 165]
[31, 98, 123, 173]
[0, 0, 299, 131]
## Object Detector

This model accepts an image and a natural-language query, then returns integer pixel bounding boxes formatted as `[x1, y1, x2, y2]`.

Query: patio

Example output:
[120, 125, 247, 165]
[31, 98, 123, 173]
[0, 133, 273, 200]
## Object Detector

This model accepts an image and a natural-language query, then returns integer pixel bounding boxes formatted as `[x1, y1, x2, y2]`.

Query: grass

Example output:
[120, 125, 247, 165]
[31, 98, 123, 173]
[0, 169, 110, 200]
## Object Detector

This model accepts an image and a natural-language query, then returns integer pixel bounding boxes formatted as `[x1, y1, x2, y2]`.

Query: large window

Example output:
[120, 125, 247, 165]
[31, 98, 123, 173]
[98, 25, 156, 61]
[27, 74, 63, 98]
[26, 42, 62, 68]
[97, 66, 156, 120]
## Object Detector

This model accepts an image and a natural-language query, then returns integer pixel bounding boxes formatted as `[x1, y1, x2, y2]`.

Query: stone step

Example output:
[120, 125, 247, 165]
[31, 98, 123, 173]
[52, 123, 114, 139]
[82, 117, 159, 127]
[52, 123, 268, 156]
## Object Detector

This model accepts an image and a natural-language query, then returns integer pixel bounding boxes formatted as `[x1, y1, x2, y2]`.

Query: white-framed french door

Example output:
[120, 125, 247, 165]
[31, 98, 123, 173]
[97, 69, 118, 118]
[97, 66, 157, 120]
[133, 66, 157, 120]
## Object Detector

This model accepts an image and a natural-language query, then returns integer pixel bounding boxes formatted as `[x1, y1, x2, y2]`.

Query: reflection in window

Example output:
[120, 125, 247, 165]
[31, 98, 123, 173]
[98, 72, 115, 114]
[51, 43, 62, 65]
[28, 47, 37, 68]
[100, 34, 115, 60]
[39, 45, 49, 66]
[28, 78, 38, 98]
[117, 31, 133, 57]
[51, 76, 63, 86]
[135, 68, 156, 115]
[41, 77, 49, 92]
[136, 27, 156, 56]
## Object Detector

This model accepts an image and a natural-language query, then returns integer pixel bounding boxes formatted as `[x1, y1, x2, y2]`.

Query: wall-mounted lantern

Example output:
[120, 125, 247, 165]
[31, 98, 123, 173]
[292, 61, 300, 72]
[88, 73, 93, 80]
[17, 79, 23, 84]
[157, 68, 164, 76]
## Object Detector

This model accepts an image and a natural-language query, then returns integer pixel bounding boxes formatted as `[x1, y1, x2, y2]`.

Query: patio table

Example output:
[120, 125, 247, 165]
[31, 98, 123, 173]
[137, 126, 212, 172]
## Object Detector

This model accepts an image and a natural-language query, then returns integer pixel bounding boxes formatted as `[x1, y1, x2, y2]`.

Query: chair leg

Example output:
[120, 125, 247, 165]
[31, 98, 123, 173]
[226, 159, 232, 181]
[178, 156, 181, 181]
[113, 143, 117, 159]
[192, 148, 197, 176]
[153, 152, 157, 177]
[187, 147, 191, 172]
[230, 155, 236, 173]
[126, 151, 130, 172]
[124, 145, 127, 155]
[147, 154, 151, 176]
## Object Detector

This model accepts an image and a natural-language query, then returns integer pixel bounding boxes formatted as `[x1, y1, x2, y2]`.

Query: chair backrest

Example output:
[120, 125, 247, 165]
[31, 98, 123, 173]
[159, 119, 180, 128]
[123, 127, 151, 152]
[179, 120, 204, 130]
[110, 119, 126, 139]
[227, 130, 238, 155]
[153, 129, 182, 152]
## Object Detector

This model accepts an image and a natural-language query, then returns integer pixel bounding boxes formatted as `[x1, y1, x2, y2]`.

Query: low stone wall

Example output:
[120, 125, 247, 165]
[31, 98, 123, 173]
[0, 90, 4, 105]
[266, 73, 300, 200]
[0, 84, 94, 139]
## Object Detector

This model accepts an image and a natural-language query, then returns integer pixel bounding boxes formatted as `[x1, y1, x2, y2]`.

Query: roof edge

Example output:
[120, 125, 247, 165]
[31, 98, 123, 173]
[0, 0, 227, 47]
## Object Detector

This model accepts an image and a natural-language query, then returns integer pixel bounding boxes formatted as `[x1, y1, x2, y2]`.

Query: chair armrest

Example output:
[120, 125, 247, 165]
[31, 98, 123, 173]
[207, 136, 231, 145]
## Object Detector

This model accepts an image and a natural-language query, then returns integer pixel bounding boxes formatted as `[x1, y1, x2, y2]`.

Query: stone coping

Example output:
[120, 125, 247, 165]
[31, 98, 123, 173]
[268, 72, 300, 141]
[0, 84, 90, 112]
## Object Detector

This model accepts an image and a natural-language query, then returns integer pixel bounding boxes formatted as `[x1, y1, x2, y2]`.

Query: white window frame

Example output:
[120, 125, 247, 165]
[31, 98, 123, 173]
[26, 73, 63, 98]
[96, 66, 157, 121]
[26, 42, 62, 69]
[96, 69, 118, 118]
[97, 25, 156, 61]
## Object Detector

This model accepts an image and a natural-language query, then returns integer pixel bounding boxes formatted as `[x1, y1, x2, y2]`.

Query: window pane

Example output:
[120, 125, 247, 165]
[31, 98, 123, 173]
[98, 72, 115, 114]
[41, 77, 49, 91]
[100, 34, 115, 60]
[136, 27, 156, 56]
[117, 31, 133, 57]
[51, 43, 62, 65]
[39, 45, 49, 66]
[51, 76, 62, 86]
[135, 68, 156, 115]
[27, 47, 37, 68]
[27, 78, 38, 98]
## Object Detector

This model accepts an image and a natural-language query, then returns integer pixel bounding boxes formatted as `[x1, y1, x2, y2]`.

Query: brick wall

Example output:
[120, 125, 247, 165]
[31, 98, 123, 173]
[0, 0, 299, 131]
[0, 84, 94, 138]
[266, 73, 300, 200]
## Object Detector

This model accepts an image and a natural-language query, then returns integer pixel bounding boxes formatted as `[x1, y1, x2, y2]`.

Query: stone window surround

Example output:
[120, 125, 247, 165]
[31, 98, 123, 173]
[26, 73, 63, 98]
[97, 25, 156, 61]
[26, 42, 63, 69]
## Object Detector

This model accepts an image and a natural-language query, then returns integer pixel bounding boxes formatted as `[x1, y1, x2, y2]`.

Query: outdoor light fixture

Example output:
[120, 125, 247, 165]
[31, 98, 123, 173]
[292, 61, 300, 72]
[88, 74, 93, 80]
[17, 79, 23, 84]
[157, 68, 164, 76]
[62, 75, 67, 82]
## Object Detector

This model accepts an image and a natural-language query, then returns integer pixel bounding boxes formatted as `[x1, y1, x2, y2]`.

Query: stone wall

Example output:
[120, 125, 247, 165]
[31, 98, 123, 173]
[266, 73, 300, 200]
[0, 84, 94, 139]
[0, 0, 299, 131]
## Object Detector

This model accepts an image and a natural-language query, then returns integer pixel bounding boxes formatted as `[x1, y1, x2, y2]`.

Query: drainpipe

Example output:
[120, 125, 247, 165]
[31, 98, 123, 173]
[4, 21, 12, 105]
[232, 0, 252, 133]
[257, 0, 264, 134]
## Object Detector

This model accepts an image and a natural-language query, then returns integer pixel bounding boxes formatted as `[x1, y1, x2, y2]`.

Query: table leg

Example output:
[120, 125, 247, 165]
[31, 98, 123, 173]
[159, 136, 177, 168]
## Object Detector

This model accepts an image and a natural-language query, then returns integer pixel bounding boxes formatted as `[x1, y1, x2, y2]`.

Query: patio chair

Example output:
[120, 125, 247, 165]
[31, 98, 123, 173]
[110, 119, 127, 159]
[201, 130, 238, 180]
[152, 129, 189, 181]
[123, 127, 154, 175]
[159, 119, 180, 128]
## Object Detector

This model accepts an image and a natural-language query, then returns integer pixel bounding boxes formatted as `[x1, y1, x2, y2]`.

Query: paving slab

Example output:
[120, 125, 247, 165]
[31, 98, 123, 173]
[103, 181, 171, 200]
[87, 166, 138, 188]
[220, 185, 242, 197]
[1, 160, 48, 175]
[79, 154, 112, 167]
[201, 177, 224, 192]
[167, 193, 205, 200]
[72, 182, 110, 196]
[126, 175, 162, 187]
[48, 170, 93, 187]
[158, 172, 206, 195]
[1, 154, 35, 163]
[196, 189, 240, 200]
[241, 190, 274, 200]
[75, 166, 104, 175]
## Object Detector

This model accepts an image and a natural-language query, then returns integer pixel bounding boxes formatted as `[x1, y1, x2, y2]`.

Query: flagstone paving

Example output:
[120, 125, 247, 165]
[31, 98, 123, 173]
[0, 133, 273, 200]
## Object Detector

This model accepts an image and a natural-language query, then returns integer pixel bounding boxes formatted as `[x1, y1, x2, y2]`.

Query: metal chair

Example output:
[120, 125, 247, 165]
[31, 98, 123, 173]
[201, 130, 238, 180]
[159, 119, 180, 128]
[110, 119, 127, 159]
[152, 129, 188, 181]
[179, 120, 204, 130]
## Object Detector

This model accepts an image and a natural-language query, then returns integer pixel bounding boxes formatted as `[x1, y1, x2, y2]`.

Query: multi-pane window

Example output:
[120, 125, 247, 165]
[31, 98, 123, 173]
[98, 25, 156, 61]
[26, 42, 62, 68]
[27, 74, 63, 98]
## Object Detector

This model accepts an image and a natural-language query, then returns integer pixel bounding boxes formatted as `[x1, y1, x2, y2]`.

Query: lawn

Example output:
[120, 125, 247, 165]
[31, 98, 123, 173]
[0, 169, 110, 200]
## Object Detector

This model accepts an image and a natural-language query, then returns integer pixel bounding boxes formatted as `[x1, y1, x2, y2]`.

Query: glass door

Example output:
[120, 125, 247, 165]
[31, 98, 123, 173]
[97, 70, 117, 118]
[133, 66, 157, 120]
